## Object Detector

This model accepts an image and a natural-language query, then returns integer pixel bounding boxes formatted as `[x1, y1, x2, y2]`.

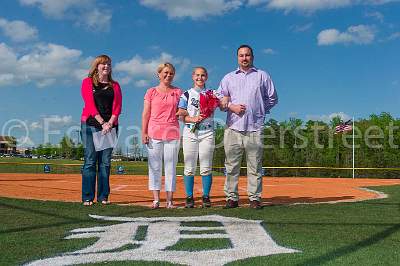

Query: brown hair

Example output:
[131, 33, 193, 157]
[88, 54, 114, 87]
[237, 44, 254, 57]
[157, 62, 175, 75]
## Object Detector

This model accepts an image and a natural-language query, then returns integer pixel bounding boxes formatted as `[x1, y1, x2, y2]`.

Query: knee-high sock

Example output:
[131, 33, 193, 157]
[202, 174, 212, 197]
[184, 175, 194, 197]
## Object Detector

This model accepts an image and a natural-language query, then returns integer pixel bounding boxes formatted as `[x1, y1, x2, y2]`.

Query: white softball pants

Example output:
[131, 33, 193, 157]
[182, 127, 215, 176]
[147, 138, 180, 192]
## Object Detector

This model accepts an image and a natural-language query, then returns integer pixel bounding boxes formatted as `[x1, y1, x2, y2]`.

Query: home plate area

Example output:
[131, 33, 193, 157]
[26, 214, 298, 266]
[2, 174, 400, 265]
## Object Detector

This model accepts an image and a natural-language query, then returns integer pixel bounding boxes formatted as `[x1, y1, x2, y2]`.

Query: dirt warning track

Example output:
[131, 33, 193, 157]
[1, 173, 399, 207]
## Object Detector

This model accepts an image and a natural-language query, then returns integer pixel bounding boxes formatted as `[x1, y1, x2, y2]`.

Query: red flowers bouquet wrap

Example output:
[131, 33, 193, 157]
[191, 90, 220, 132]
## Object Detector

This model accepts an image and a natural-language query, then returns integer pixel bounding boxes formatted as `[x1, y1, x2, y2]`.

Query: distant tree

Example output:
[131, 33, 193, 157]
[60, 136, 74, 159]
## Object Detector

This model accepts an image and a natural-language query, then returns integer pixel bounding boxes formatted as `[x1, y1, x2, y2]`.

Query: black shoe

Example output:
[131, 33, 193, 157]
[185, 196, 194, 208]
[249, 200, 262, 210]
[202, 196, 211, 208]
[224, 199, 239, 209]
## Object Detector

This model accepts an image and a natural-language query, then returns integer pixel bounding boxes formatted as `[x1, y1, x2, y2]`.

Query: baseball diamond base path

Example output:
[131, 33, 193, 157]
[1, 173, 400, 207]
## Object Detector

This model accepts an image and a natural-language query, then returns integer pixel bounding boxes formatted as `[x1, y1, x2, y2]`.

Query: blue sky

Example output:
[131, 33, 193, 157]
[1, 0, 399, 150]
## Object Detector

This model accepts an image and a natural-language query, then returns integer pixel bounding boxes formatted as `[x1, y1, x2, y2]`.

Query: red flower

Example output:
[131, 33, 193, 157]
[199, 90, 219, 119]
[191, 90, 219, 133]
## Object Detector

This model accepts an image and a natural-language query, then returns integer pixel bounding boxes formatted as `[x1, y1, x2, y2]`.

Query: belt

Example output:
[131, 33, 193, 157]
[186, 124, 213, 131]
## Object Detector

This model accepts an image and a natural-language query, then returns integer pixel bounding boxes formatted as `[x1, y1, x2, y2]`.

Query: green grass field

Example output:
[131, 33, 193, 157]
[1, 185, 400, 265]
[0, 157, 226, 176]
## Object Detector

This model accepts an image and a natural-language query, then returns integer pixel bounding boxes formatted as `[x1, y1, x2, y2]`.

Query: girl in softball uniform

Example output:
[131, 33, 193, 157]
[178, 67, 220, 208]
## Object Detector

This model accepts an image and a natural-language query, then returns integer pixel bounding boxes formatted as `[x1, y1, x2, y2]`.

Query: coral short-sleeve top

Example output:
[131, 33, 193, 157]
[144, 87, 182, 140]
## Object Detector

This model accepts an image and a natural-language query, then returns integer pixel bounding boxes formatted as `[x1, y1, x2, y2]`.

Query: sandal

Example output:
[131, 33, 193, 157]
[166, 201, 175, 209]
[151, 200, 160, 209]
[101, 200, 110, 205]
[83, 200, 93, 206]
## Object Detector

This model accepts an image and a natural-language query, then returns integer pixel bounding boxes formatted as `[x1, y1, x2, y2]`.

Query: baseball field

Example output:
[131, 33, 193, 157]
[1, 159, 400, 265]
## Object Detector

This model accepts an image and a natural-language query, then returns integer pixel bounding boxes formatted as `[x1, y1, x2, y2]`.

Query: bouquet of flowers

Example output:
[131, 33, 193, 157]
[191, 90, 220, 132]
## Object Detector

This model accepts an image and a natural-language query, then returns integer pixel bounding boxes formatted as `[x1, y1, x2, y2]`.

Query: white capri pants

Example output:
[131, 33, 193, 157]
[147, 138, 180, 192]
[182, 127, 215, 176]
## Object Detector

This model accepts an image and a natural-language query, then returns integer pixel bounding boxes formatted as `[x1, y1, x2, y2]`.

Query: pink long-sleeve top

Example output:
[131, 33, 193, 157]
[80, 77, 122, 124]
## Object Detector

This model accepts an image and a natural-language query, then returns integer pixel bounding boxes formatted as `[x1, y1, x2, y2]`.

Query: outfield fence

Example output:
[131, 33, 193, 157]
[1, 161, 400, 178]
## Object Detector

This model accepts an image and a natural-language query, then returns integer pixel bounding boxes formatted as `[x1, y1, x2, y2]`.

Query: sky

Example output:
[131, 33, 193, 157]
[0, 0, 399, 151]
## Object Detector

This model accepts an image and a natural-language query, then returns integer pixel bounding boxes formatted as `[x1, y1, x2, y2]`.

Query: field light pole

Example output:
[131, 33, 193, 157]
[352, 117, 355, 179]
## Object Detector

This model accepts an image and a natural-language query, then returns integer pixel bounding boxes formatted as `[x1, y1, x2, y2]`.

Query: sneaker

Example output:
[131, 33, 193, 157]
[202, 196, 211, 208]
[224, 199, 238, 209]
[185, 196, 195, 208]
[151, 200, 160, 209]
[166, 201, 175, 209]
[249, 200, 262, 210]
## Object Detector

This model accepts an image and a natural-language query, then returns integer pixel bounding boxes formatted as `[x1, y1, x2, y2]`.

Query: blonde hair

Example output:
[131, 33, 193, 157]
[192, 66, 208, 76]
[157, 62, 176, 75]
[88, 54, 114, 87]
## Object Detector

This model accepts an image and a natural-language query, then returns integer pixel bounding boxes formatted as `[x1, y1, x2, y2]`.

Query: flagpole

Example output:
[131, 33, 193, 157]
[352, 117, 355, 179]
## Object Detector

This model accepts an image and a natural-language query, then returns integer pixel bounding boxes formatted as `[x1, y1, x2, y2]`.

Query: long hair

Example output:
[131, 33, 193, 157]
[88, 54, 114, 87]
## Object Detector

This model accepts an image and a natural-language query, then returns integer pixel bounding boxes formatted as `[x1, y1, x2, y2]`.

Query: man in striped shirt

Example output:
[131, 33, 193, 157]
[218, 44, 278, 209]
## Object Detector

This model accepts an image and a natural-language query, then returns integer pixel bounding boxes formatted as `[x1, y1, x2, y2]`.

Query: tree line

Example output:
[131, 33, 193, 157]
[30, 112, 400, 178]
[31, 136, 84, 160]
[211, 112, 400, 178]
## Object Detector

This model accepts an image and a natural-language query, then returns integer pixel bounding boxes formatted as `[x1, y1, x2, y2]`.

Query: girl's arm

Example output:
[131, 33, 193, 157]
[178, 108, 204, 123]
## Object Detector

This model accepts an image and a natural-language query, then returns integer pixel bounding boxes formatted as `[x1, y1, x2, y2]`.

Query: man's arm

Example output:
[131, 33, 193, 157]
[216, 76, 232, 111]
[264, 74, 278, 113]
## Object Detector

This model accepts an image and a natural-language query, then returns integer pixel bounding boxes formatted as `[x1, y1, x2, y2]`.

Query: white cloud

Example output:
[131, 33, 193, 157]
[0, 42, 87, 87]
[19, 0, 111, 31]
[19, 136, 35, 147]
[135, 80, 151, 87]
[306, 112, 351, 123]
[266, 0, 352, 13]
[0, 43, 192, 89]
[0, 18, 38, 42]
[29, 121, 42, 130]
[365, 11, 384, 23]
[42, 115, 73, 126]
[20, 0, 89, 17]
[247, 0, 269, 6]
[139, 0, 244, 19]
[387, 32, 400, 41]
[290, 23, 313, 32]
[77, 8, 111, 31]
[114, 52, 191, 87]
[317, 25, 376, 46]
[251, 0, 400, 13]
[262, 48, 277, 55]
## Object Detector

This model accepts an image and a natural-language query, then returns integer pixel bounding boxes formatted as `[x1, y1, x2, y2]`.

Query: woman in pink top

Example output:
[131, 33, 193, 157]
[142, 62, 182, 209]
[81, 54, 122, 206]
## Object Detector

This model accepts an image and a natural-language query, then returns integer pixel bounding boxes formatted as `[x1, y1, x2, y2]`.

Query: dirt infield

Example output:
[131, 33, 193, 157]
[1, 173, 400, 207]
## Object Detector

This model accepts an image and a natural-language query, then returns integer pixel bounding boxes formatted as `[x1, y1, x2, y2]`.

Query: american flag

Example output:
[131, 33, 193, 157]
[335, 120, 352, 134]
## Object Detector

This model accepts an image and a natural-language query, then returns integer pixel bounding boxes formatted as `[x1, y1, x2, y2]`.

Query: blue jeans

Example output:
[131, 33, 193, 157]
[81, 123, 113, 202]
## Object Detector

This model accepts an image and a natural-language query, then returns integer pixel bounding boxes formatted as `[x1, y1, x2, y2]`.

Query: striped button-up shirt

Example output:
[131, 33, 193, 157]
[217, 67, 278, 132]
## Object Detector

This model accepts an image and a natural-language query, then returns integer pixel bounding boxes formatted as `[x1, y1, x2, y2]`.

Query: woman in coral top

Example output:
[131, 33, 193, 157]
[80, 54, 122, 206]
[142, 62, 182, 209]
